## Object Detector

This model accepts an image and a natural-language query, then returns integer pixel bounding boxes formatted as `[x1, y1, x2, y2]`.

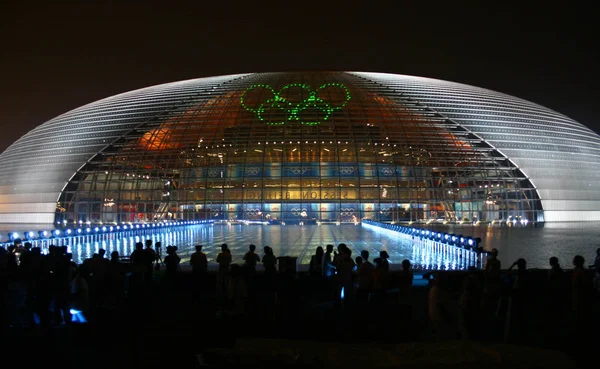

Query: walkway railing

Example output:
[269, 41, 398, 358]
[361, 220, 486, 270]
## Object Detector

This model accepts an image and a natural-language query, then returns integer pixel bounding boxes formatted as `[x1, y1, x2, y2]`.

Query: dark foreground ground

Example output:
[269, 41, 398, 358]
[2, 268, 598, 369]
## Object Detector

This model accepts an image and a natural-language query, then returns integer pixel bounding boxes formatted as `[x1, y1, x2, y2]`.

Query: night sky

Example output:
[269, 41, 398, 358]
[1, 1, 598, 154]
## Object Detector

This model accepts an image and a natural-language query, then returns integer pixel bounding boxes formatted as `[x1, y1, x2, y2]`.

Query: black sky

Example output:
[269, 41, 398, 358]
[1, 1, 598, 153]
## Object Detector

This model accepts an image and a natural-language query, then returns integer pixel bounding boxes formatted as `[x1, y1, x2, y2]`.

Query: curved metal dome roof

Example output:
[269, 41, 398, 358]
[0, 71, 599, 225]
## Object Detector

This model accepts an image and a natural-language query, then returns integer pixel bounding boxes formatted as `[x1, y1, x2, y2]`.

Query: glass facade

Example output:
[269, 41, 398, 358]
[1, 72, 599, 226]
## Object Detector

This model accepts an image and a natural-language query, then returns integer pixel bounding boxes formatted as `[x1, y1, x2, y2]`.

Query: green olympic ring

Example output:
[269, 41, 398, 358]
[240, 82, 351, 125]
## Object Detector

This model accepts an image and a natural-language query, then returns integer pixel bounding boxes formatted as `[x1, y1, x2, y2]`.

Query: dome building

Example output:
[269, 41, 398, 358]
[0, 71, 599, 227]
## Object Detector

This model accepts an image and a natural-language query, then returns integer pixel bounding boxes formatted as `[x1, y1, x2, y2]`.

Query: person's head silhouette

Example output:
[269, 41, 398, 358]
[573, 255, 585, 268]
[516, 258, 527, 271]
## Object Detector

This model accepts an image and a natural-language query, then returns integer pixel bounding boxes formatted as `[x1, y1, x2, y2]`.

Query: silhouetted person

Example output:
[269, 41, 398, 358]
[379, 251, 390, 273]
[354, 256, 362, 269]
[154, 242, 163, 270]
[90, 248, 110, 308]
[69, 266, 89, 323]
[571, 255, 591, 326]
[164, 246, 181, 280]
[190, 245, 208, 274]
[261, 246, 277, 277]
[110, 251, 119, 262]
[216, 244, 232, 298]
[379, 250, 391, 289]
[107, 251, 124, 307]
[261, 246, 278, 315]
[144, 239, 156, 280]
[52, 248, 74, 325]
[398, 259, 414, 304]
[305, 247, 324, 300]
[190, 245, 208, 301]
[13, 239, 25, 264]
[484, 248, 502, 312]
[18, 241, 32, 271]
[130, 242, 145, 265]
[334, 244, 355, 306]
[548, 256, 564, 286]
[545, 256, 567, 347]
[356, 250, 373, 305]
[130, 242, 149, 287]
[243, 244, 260, 276]
[308, 246, 324, 277]
[371, 257, 387, 304]
[548, 257, 566, 306]
[322, 244, 335, 279]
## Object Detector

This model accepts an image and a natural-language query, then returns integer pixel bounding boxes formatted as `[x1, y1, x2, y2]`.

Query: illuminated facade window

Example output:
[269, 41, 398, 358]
[1, 72, 599, 225]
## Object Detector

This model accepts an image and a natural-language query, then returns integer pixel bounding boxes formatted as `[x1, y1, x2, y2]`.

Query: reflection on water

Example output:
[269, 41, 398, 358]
[0, 223, 505, 270]
[420, 222, 600, 269]
[361, 223, 484, 271]
[4, 222, 598, 269]
[411, 240, 484, 271]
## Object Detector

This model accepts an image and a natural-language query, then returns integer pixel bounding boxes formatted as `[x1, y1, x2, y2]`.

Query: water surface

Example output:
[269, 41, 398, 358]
[5, 222, 598, 269]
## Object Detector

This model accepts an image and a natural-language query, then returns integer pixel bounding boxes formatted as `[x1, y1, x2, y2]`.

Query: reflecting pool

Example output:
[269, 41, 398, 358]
[2, 222, 599, 269]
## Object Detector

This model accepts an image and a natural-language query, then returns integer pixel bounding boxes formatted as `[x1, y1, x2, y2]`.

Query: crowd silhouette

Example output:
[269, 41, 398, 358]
[1, 238, 599, 366]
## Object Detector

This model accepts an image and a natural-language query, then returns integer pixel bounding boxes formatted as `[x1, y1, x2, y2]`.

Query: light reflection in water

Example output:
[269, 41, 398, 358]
[410, 237, 483, 271]
[11, 224, 481, 270]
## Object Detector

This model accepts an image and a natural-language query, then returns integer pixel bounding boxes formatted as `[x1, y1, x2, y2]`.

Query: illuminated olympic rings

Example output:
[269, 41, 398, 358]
[338, 166, 356, 175]
[245, 167, 261, 175]
[290, 208, 308, 216]
[340, 208, 355, 217]
[240, 82, 351, 126]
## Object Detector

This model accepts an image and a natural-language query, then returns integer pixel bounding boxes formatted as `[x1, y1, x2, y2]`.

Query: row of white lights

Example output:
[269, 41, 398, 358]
[7, 220, 213, 242]
[363, 220, 481, 249]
